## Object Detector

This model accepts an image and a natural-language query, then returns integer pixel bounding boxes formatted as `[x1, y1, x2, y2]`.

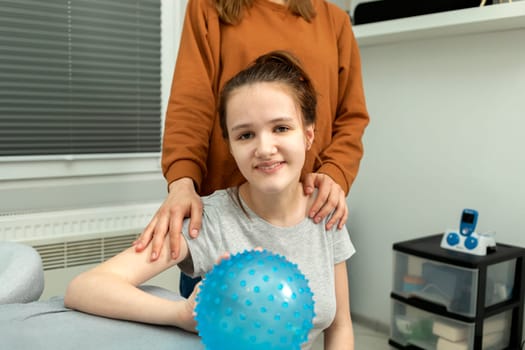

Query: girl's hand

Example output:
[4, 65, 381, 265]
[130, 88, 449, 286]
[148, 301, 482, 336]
[189, 252, 231, 320]
[133, 177, 203, 261]
[176, 281, 200, 332]
[303, 173, 348, 230]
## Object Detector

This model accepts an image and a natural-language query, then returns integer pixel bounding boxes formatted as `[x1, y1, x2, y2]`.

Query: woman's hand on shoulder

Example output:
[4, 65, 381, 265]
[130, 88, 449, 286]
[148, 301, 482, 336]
[302, 173, 348, 230]
[133, 177, 203, 261]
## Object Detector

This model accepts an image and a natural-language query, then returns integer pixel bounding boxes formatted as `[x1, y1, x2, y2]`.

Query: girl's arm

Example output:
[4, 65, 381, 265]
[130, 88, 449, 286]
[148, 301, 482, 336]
[324, 262, 354, 350]
[64, 234, 197, 332]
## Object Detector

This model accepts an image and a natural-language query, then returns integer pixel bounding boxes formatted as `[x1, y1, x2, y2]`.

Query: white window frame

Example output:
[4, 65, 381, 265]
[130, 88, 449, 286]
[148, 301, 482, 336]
[0, 1, 187, 213]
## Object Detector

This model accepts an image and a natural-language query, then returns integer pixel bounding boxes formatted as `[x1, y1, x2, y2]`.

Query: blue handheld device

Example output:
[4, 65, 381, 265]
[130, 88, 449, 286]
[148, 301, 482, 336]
[441, 208, 494, 256]
[459, 208, 478, 236]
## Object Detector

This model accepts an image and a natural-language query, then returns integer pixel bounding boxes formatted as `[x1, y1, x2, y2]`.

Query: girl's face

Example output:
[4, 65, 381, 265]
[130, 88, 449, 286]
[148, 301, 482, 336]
[226, 82, 314, 194]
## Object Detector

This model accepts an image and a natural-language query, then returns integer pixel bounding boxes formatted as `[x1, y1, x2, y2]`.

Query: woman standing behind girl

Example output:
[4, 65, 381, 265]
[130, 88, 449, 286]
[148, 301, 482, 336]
[135, 0, 369, 274]
[66, 51, 355, 349]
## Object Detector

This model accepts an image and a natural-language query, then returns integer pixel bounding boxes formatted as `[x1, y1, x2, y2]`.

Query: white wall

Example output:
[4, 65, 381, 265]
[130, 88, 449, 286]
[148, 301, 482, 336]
[329, 0, 351, 11]
[347, 28, 525, 326]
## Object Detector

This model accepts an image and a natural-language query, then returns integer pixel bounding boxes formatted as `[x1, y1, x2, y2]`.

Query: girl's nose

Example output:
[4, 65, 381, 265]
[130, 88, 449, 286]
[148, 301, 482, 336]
[254, 134, 277, 158]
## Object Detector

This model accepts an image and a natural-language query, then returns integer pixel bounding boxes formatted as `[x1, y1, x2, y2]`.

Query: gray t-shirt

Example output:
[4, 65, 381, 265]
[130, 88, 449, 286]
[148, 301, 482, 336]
[181, 189, 355, 349]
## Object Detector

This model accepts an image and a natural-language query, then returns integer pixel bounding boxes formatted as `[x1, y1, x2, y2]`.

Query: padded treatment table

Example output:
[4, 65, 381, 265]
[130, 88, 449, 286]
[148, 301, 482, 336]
[0, 286, 203, 350]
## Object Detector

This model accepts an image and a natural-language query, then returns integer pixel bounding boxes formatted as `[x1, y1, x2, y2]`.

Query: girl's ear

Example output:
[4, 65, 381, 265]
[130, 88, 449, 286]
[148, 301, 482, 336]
[305, 124, 315, 150]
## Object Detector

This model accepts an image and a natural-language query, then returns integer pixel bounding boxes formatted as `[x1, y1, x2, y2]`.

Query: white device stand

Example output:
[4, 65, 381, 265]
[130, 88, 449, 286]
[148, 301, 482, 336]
[440, 229, 496, 256]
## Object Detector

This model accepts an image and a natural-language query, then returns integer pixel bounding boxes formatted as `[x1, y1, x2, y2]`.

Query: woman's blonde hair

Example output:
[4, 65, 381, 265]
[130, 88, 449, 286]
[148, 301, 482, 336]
[215, 0, 316, 24]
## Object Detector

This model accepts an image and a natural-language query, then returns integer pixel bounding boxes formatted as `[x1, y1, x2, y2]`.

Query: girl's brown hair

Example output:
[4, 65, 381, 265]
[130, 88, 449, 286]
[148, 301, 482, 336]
[218, 50, 317, 140]
[215, 0, 316, 24]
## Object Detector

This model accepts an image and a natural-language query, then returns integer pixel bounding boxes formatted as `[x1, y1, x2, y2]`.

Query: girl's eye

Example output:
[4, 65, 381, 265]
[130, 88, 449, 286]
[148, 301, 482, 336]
[238, 132, 254, 140]
[275, 126, 289, 133]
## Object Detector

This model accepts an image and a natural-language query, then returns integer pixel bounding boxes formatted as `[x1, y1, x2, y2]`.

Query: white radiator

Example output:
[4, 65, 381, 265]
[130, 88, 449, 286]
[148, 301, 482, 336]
[0, 203, 181, 299]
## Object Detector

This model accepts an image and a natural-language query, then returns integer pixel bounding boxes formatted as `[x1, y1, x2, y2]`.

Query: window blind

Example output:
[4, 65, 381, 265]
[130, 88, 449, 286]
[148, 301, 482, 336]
[0, 0, 161, 156]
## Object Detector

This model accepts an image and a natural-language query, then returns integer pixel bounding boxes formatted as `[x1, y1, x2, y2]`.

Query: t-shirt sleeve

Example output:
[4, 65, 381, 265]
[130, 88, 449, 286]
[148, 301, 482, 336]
[331, 225, 355, 264]
[179, 203, 224, 278]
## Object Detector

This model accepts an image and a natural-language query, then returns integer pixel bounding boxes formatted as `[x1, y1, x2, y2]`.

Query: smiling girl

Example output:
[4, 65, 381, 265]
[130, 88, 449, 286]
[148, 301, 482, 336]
[65, 51, 356, 349]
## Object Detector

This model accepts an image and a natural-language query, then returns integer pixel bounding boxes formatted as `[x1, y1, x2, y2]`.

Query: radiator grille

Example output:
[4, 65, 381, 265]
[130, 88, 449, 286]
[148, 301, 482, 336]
[34, 234, 137, 270]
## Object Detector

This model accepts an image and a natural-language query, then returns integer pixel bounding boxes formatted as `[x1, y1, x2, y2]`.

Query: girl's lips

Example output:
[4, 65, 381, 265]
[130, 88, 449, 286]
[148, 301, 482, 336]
[255, 161, 285, 173]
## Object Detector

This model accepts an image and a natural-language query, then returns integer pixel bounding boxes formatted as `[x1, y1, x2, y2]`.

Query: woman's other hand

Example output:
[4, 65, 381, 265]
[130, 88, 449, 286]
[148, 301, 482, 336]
[133, 177, 203, 261]
[303, 173, 348, 230]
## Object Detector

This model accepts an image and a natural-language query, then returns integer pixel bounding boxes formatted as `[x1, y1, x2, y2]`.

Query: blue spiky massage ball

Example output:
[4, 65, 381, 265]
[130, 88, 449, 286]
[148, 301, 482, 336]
[194, 249, 315, 350]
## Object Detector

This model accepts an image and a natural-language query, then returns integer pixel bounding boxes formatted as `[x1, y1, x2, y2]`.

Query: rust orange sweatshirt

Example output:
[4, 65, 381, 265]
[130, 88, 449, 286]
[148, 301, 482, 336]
[163, 0, 369, 195]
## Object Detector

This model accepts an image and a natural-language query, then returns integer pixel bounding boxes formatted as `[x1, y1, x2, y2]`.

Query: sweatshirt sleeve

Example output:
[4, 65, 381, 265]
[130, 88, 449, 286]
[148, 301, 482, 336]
[161, 0, 221, 192]
[317, 14, 370, 195]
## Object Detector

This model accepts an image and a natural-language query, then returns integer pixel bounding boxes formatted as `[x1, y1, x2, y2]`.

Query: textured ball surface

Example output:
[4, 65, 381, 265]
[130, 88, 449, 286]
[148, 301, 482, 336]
[194, 250, 315, 350]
